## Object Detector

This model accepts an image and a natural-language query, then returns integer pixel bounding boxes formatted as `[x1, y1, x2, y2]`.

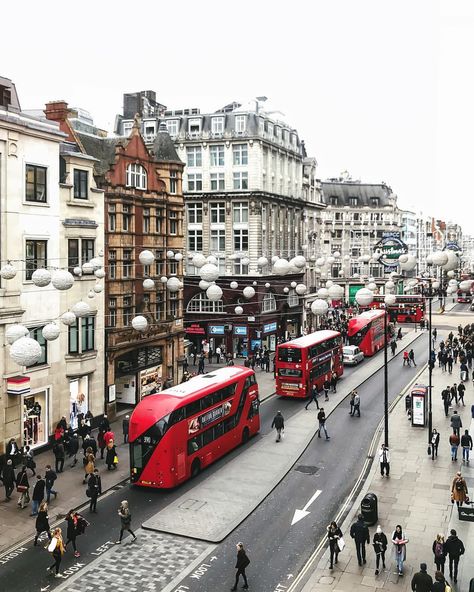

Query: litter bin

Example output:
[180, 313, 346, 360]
[361, 492, 378, 526]
[405, 394, 411, 414]
[470, 578, 474, 592]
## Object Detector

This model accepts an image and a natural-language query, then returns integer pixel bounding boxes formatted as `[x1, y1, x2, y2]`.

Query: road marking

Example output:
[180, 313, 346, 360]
[291, 489, 322, 525]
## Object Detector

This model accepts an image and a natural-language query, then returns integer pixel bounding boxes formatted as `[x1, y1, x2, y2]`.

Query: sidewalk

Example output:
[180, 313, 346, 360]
[301, 323, 474, 591]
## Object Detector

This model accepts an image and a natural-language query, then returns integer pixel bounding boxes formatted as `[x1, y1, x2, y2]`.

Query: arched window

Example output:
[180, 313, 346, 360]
[287, 289, 299, 307]
[126, 163, 147, 190]
[186, 292, 224, 314]
[262, 292, 276, 313]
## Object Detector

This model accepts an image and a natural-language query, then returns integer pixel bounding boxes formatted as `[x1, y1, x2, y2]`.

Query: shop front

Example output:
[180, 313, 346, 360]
[6, 377, 49, 450]
[207, 324, 226, 354]
[115, 345, 163, 406]
[69, 375, 89, 429]
[285, 317, 300, 340]
[233, 325, 249, 358]
[261, 321, 278, 352]
[185, 323, 206, 353]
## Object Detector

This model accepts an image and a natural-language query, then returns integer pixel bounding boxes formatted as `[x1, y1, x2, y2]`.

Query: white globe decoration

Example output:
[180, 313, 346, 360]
[310, 255, 316, 262]
[192, 254, 207, 268]
[257, 256, 269, 268]
[81, 261, 94, 275]
[199, 280, 211, 290]
[459, 280, 473, 291]
[252, 281, 258, 286]
[167, 277, 181, 292]
[207, 255, 218, 265]
[431, 251, 448, 266]
[448, 279, 458, 288]
[316, 257, 326, 267]
[199, 263, 219, 282]
[296, 284, 307, 295]
[384, 294, 397, 305]
[139, 250, 155, 266]
[0, 264, 16, 280]
[326, 256, 335, 265]
[206, 284, 223, 301]
[332, 251, 341, 259]
[355, 288, 374, 306]
[426, 254, 433, 265]
[94, 268, 106, 279]
[271, 256, 279, 264]
[160, 276, 168, 284]
[311, 299, 329, 315]
[361, 255, 371, 263]
[167, 250, 175, 259]
[290, 281, 297, 288]
[265, 282, 271, 288]
[343, 254, 351, 261]
[241, 257, 250, 266]
[131, 315, 148, 332]
[243, 286, 255, 299]
[353, 273, 360, 278]
[399, 254, 417, 272]
[42, 323, 60, 341]
[10, 337, 42, 367]
[283, 287, 290, 293]
[446, 286, 453, 295]
[273, 258, 290, 275]
[143, 278, 155, 290]
[368, 277, 375, 283]
[73, 266, 82, 276]
[367, 282, 377, 291]
[31, 268, 51, 287]
[317, 287, 329, 299]
[408, 279, 418, 287]
[229, 254, 238, 260]
[93, 284, 103, 293]
[235, 306, 244, 314]
[174, 253, 183, 261]
[328, 284, 344, 300]
[88, 290, 95, 299]
[385, 280, 395, 291]
[6, 324, 29, 345]
[51, 270, 74, 291]
[89, 257, 103, 271]
[72, 301, 91, 317]
[325, 280, 334, 288]
[292, 255, 307, 268]
[432, 281, 440, 290]
[230, 281, 239, 290]
[61, 311, 77, 326]
[390, 271, 398, 279]
[447, 270, 456, 278]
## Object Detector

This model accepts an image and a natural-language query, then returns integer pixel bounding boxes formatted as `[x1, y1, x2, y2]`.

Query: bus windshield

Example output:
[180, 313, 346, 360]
[278, 368, 302, 377]
[278, 348, 302, 362]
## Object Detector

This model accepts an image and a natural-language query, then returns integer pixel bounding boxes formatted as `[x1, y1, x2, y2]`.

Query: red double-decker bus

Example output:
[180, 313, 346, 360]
[347, 310, 387, 356]
[276, 331, 343, 399]
[363, 295, 425, 323]
[457, 290, 472, 303]
[129, 366, 260, 488]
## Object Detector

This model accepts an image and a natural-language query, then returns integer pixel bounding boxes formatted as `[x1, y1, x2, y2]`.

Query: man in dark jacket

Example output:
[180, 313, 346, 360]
[317, 408, 330, 440]
[460, 429, 473, 462]
[82, 434, 97, 456]
[271, 411, 284, 442]
[68, 433, 79, 467]
[350, 514, 370, 566]
[410, 562, 433, 592]
[99, 415, 110, 432]
[31, 474, 45, 516]
[45, 464, 58, 503]
[1, 459, 15, 500]
[53, 441, 65, 473]
[122, 415, 130, 443]
[450, 411, 462, 436]
[444, 529, 465, 583]
[87, 468, 102, 513]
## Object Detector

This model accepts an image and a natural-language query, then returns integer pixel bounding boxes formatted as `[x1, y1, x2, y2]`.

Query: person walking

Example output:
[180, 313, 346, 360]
[442, 387, 450, 417]
[23, 446, 36, 476]
[16, 465, 30, 509]
[327, 521, 343, 569]
[449, 432, 460, 461]
[230, 542, 250, 590]
[305, 384, 319, 410]
[353, 392, 361, 417]
[444, 529, 464, 583]
[390, 340, 397, 356]
[34, 501, 52, 546]
[98, 429, 106, 460]
[330, 372, 338, 393]
[373, 525, 388, 575]
[30, 474, 45, 516]
[391, 524, 409, 576]
[408, 349, 417, 367]
[460, 429, 473, 462]
[432, 533, 446, 574]
[450, 411, 462, 436]
[122, 415, 130, 443]
[6, 438, 21, 466]
[44, 465, 58, 503]
[106, 440, 118, 470]
[349, 390, 356, 415]
[450, 384, 458, 406]
[403, 350, 410, 366]
[350, 514, 370, 566]
[457, 382, 466, 406]
[47, 527, 65, 578]
[432, 571, 449, 592]
[87, 468, 102, 513]
[53, 440, 65, 474]
[430, 429, 440, 460]
[99, 414, 110, 433]
[68, 433, 79, 467]
[451, 470, 468, 508]
[410, 562, 433, 592]
[1, 459, 15, 500]
[83, 449, 95, 483]
[115, 500, 137, 544]
[198, 353, 205, 374]
[271, 411, 285, 442]
[379, 444, 390, 477]
[317, 408, 330, 440]
[65, 509, 87, 557]
[323, 378, 330, 401]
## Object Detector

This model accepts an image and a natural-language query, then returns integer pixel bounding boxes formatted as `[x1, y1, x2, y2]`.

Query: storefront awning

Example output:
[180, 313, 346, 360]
[7, 376, 31, 396]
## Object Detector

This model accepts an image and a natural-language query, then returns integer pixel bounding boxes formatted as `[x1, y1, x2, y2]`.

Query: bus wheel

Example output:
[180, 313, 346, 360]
[241, 427, 250, 444]
[405, 317, 412, 323]
[191, 459, 201, 478]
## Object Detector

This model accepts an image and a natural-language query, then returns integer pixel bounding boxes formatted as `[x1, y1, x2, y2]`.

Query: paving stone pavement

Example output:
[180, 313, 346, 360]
[55, 529, 213, 592]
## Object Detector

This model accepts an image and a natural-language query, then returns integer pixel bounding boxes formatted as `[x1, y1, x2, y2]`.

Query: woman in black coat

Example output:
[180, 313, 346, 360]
[65, 510, 84, 557]
[231, 542, 249, 590]
[327, 521, 343, 569]
[34, 501, 51, 545]
[432, 570, 448, 592]
[105, 441, 117, 470]
[16, 466, 30, 509]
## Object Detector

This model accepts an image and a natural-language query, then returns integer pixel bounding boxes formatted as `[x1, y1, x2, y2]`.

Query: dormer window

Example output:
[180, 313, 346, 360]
[122, 122, 133, 136]
[371, 197, 380, 207]
[329, 196, 338, 206]
[349, 197, 358, 206]
[188, 118, 201, 134]
[126, 163, 147, 190]
[235, 115, 247, 133]
[166, 120, 179, 136]
[211, 117, 224, 134]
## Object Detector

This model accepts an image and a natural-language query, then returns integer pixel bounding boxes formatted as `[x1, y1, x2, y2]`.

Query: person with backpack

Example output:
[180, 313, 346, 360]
[432, 570, 450, 592]
[115, 500, 137, 544]
[460, 429, 473, 463]
[449, 432, 460, 461]
[47, 526, 65, 578]
[451, 471, 468, 508]
[230, 542, 250, 590]
[408, 349, 417, 367]
[16, 465, 30, 509]
[432, 533, 446, 574]
[271, 411, 285, 442]
[372, 525, 388, 575]
[34, 501, 52, 546]
[444, 529, 465, 583]
[44, 465, 58, 503]
[65, 509, 88, 557]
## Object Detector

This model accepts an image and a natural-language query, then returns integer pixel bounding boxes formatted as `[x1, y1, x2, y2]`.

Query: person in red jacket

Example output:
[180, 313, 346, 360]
[103, 430, 114, 447]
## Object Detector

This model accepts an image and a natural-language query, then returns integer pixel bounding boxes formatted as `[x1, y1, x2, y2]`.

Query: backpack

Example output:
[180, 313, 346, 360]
[455, 479, 464, 492]
[434, 541, 443, 558]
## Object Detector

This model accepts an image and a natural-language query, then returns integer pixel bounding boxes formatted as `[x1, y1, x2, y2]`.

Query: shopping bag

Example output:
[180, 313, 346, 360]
[48, 538, 57, 553]
[280, 430, 285, 440]
[337, 537, 345, 552]
[113, 455, 118, 464]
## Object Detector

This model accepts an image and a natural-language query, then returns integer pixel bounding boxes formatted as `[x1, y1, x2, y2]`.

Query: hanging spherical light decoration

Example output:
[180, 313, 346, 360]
[361, 255, 371, 264]
[291, 281, 297, 288]
[243, 286, 255, 299]
[399, 254, 417, 272]
[206, 284, 223, 301]
[199, 263, 219, 282]
[131, 315, 148, 332]
[31, 268, 51, 287]
[332, 251, 341, 259]
[252, 281, 258, 286]
[143, 279, 155, 290]
[207, 255, 218, 265]
[316, 257, 326, 267]
[167, 250, 175, 259]
[265, 282, 271, 288]
[174, 253, 183, 261]
[51, 270, 75, 291]
[42, 323, 60, 341]
[426, 254, 433, 265]
[241, 257, 250, 266]
[0, 264, 17, 280]
[61, 311, 77, 326]
[432, 281, 440, 290]
[235, 305, 244, 315]
[160, 276, 168, 284]
[72, 301, 91, 317]
[10, 337, 42, 366]
[167, 277, 181, 292]
[407, 279, 418, 288]
[295, 284, 307, 295]
[199, 279, 211, 290]
[367, 282, 377, 291]
[385, 280, 395, 291]
[355, 288, 374, 306]
[384, 294, 397, 305]
[257, 256, 269, 268]
[271, 256, 279, 264]
[325, 280, 334, 289]
[459, 280, 473, 291]
[192, 253, 207, 268]
[94, 268, 106, 279]
[353, 273, 360, 278]
[73, 266, 82, 276]
[82, 261, 95, 275]
[326, 256, 335, 265]
[317, 287, 329, 299]
[431, 251, 448, 266]
[283, 287, 290, 293]
[88, 290, 95, 299]
[230, 281, 239, 290]
[311, 299, 329, 315]
[93, 284, 103, 293]
[138, 250, 155, 266]
[6, 324, 29, 345]
[309, 255, 317, 262]
[89, 257, 103, 271]
[273, 258, 290, 275]
[328, 284, 344, 300]
[447, 270, 456, 278]
[292, 255, 307, 268]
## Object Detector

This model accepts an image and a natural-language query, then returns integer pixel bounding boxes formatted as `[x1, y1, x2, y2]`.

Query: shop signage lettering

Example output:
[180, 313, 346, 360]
[445, 241, 461, 252]
[374, 232, 409, 268]
[188, 401, 232, 434]
[186, 324, 205, 335]
[311, 351, 332, 366]
[208, 325, 225, 335]
[263, 322, 277, 334]
[234, 326, 247, 336]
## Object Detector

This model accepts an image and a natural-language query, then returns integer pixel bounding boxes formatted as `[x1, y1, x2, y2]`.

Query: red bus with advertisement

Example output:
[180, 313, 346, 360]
[129, 366, 260, 488]
[276, 330, 343, 399]
[347, 310, 387, 357]
[362, 295, 425, 324]
[457, 290, 472, 303]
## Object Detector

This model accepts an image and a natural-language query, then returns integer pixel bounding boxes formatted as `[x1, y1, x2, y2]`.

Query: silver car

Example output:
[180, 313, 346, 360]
[343, 345, 365, 365]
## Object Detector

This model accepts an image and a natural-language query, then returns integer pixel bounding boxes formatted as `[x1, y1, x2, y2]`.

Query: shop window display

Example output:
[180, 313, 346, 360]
[69, 376, 89, 429]
[23, 392, 47, 448]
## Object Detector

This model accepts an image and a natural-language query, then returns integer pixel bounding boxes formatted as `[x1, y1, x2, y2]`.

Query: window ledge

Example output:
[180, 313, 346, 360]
[26, 364, 51, 373]
[90, 187, 104, 194]
[66, 200, 95, 208]
[65, 350, 97, 362]
[60, 183, 73, 189]
[22, 201, 49, 207]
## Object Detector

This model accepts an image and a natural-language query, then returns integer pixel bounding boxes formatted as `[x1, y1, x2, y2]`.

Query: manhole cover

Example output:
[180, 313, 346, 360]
[294, 465, 320, 475]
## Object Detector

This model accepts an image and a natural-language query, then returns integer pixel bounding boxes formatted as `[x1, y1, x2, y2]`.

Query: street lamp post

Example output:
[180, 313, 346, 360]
[383, 306, 389, 447]
[427, 279, 433, 445]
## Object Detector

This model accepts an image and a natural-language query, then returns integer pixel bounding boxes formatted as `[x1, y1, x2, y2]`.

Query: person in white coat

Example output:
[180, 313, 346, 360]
[379, 444, 390, 477]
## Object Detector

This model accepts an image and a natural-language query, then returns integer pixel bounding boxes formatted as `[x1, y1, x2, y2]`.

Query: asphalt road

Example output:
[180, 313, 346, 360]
[0, 333, 429, 592]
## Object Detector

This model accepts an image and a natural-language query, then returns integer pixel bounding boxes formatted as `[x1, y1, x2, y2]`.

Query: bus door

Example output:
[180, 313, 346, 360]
[176, 446, 186, 481]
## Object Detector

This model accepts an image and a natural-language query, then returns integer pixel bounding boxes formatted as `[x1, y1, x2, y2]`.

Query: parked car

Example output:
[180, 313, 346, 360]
[343, 345, 364, 365]
[470, 302, 474, 311]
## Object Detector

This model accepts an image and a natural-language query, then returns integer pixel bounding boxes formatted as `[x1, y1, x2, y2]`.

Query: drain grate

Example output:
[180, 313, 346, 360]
[294, 465, 320, 475]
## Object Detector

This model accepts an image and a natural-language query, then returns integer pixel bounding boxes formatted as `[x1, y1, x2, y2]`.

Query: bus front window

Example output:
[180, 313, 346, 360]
[278, 348, 301, 363]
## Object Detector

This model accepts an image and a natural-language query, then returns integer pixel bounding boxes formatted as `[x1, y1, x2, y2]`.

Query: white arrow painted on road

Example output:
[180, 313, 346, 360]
[291, 489, 322, 525]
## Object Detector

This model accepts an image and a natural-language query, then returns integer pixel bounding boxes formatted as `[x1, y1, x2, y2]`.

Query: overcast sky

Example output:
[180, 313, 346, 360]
[4, 0, 473, 234]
